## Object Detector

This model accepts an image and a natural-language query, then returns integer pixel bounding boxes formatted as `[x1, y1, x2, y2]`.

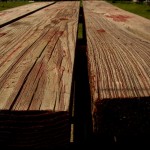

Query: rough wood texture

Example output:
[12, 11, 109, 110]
[0, 2, 54, 27]
[83, 1, 150, 141]
[84, 1, 150, 41]
[0, 1, 79, 148]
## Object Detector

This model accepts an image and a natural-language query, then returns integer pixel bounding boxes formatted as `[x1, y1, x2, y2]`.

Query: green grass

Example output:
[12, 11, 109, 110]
[0, 1, 30, 11]
[111, 1, 150, 19]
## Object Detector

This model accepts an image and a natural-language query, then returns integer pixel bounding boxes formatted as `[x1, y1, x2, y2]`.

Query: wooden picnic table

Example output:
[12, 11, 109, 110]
[83, 1, 150, 140]
[0, 1, 79, 148]
[0, 2, 54, 27]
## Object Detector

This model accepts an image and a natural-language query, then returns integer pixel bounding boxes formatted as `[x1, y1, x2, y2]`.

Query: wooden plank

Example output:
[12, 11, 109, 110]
[0, 2, 54, 27]
[0, 1, 79, 111]
[83, 1, 150, 41]
[83, 1, 150, 140]
[0, 1, 79, 148]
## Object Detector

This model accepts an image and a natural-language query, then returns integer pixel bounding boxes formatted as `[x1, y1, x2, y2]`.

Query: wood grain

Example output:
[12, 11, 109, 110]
[83, 1, 150, 136]
[83, 1, 150, 41]
[0, 1, 79, 148]
[0, 1, 79, 111]
[0, 2, 54, 27]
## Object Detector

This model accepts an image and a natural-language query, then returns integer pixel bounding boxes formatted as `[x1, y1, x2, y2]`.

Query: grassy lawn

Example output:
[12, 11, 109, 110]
[110, 1, 150, 19]
[0, 1, 30, 11]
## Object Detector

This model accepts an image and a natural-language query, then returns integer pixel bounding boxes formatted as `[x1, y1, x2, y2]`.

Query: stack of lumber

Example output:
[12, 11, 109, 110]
[83, 1, 150, 141]
[0, 1, 79, 148]
[0, 2, 54, 27]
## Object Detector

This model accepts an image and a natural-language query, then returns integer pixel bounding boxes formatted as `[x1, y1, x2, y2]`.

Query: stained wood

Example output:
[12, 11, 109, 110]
[83, 1, 150, 137]
[0, 2, 54, 27]
[0, 1, 79, 148]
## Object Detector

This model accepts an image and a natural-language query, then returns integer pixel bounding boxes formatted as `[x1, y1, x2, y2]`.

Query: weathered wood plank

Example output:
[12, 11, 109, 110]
[0, 1, 79, 111]
[0, 2, 54, 27]
[83, 1, 150, 41]
[83, 1, 150, 139]
[0, 1, 79, 148]
[84, 0, 150, 102]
